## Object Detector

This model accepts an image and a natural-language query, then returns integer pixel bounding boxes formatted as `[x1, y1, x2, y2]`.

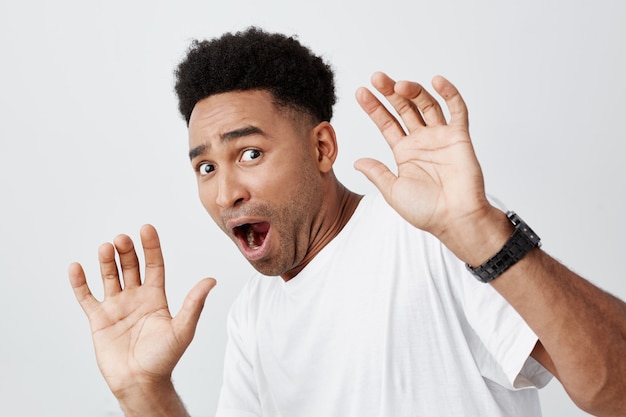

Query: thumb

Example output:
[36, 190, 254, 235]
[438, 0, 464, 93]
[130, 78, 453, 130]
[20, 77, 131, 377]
[354, 158, 397, 195]
[172, 278, 217, 342]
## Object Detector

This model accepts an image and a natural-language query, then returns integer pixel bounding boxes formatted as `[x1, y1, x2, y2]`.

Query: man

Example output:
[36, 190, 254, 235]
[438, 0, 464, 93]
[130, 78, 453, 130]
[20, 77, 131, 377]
[69, 27, 626, 416]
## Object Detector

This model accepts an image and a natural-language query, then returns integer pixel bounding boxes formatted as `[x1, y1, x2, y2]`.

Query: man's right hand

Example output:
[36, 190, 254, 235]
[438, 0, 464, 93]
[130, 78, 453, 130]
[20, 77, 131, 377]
[69, 224, 216, 415]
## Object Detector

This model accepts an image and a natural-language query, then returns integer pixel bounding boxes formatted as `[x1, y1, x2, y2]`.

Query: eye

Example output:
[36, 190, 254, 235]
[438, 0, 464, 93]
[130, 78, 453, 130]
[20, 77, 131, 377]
[197, 162, 215, 176]
[241, 149, 261, 162]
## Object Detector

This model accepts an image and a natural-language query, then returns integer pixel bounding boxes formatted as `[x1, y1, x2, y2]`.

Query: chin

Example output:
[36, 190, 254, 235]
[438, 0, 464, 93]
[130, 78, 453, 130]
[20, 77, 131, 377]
[248, 259, 287, 277]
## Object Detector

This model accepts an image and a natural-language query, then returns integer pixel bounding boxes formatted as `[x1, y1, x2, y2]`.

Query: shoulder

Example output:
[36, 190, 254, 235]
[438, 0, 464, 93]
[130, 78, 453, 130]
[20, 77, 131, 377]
[351, 192, 416, 232]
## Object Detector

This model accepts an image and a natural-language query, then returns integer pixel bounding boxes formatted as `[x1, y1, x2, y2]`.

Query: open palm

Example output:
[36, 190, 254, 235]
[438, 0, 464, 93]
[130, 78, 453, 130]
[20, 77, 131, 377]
[355, 72, 489, 238]
[69, 224, 215, 396]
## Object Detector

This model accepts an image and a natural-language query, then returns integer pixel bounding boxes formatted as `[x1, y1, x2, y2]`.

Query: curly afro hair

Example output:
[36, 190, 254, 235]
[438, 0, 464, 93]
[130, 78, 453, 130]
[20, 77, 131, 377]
[174, 26, 337, 125]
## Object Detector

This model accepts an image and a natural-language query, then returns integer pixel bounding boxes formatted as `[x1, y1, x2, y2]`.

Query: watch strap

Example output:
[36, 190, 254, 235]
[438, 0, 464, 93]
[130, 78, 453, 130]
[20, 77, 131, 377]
[466, 211, 541, 283]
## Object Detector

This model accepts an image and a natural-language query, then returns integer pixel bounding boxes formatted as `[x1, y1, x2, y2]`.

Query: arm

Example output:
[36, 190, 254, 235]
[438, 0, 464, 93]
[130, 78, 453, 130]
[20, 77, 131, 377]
[68, 224, 216, 417]
[493, 246, 626, 415]
[354, 72, 626, 416]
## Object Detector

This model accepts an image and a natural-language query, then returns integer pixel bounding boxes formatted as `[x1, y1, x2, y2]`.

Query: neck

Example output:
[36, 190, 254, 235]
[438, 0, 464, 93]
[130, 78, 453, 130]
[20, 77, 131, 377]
[281, 182, 362, 281]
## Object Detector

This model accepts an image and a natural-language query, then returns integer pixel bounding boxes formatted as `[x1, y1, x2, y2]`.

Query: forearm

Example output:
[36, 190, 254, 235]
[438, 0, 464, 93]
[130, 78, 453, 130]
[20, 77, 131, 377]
[491, 250, 626, 415]
[115, 380, 191, 417]
[441, 206, 626, 415]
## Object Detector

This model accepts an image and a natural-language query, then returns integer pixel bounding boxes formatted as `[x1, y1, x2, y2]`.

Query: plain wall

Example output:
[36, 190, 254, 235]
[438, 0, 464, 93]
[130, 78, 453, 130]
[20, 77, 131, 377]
[1, 0, 624, 416]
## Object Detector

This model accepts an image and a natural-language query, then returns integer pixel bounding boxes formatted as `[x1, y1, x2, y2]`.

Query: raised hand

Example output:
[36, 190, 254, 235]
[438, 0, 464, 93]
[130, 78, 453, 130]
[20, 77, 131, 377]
[69, 224, 216, 401]
[354, 72, 492, 242]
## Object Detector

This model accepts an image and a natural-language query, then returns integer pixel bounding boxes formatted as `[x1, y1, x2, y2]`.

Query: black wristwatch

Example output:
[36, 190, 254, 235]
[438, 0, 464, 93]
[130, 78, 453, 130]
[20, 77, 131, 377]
[466, 211, 541, 283]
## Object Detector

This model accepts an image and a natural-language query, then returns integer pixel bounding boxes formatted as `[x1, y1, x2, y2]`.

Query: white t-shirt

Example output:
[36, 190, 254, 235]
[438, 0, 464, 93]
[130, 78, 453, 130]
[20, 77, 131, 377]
[216, 193, 552, 417]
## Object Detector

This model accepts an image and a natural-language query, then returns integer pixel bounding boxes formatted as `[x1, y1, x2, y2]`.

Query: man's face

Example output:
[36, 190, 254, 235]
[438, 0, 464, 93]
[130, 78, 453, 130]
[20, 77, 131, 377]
[188, 90, 325, 277]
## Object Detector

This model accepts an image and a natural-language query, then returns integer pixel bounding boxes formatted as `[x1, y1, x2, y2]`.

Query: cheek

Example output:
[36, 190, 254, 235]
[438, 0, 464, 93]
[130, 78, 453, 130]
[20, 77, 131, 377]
[265, 154, 319, 195]
[242, 168, 288, 200]
[198, 182, 218, 215]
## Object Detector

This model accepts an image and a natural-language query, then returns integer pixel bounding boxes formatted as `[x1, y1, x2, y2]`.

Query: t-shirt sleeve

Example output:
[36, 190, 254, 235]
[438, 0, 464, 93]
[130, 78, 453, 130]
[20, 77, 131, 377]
[465, 275, 552, 389]
[215, 292, 262, 417]
[460, 195, 553, 390]
[444, 244, 553, 390]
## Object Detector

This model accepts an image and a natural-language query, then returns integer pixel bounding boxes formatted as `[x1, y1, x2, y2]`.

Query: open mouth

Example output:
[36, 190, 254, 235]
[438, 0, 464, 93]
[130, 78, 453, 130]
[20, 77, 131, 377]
[234, 221, 270, 250]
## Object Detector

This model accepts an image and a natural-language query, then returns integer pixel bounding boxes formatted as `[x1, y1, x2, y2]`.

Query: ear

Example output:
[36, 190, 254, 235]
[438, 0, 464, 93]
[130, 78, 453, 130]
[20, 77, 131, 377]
[312, 121, 338, 173]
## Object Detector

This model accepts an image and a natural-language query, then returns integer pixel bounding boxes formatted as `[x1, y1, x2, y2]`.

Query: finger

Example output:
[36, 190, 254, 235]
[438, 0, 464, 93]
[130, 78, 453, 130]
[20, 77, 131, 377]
[431, 75, 469, 128]
[68, 262, 100, 315]
[172, 278, 217, 344]
[113, 234, 141, 289]
[355, 86, 405, 149]
[354, 158, 397, 198]
[140, 224, 165, 289]
[370, 71, 426, 131]
[394, 78, 447, 126]
[98, 242, 122, 297]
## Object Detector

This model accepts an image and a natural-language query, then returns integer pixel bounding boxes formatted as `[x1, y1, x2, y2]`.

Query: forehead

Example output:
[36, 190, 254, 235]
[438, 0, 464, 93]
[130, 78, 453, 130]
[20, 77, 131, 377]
[192, 91, 288, 149]
[188, 90, 310, 154]
[189, 89, 278, 131]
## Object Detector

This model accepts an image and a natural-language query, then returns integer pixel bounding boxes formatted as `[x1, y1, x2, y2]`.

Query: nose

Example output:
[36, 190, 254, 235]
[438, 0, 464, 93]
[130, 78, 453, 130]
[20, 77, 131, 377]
[215, 169, 249, 209]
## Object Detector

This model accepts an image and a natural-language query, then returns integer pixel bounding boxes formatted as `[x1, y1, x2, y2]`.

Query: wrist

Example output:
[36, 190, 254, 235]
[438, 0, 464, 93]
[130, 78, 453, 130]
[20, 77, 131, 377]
[440, 205, 514, 267]
[115, 379, 189, 417]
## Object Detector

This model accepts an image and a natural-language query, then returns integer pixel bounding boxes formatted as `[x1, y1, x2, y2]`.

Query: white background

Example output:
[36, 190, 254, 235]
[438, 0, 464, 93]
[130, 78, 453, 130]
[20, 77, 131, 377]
[1, 0, 625, 416]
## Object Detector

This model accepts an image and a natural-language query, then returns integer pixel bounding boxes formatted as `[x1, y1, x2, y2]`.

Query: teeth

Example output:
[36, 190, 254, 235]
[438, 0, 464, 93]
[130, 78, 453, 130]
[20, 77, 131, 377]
[246, 227, 259, 249]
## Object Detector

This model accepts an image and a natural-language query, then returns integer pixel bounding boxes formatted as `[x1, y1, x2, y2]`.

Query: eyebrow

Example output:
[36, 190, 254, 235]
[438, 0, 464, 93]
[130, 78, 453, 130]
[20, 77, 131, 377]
[188, 125, 265, 160]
